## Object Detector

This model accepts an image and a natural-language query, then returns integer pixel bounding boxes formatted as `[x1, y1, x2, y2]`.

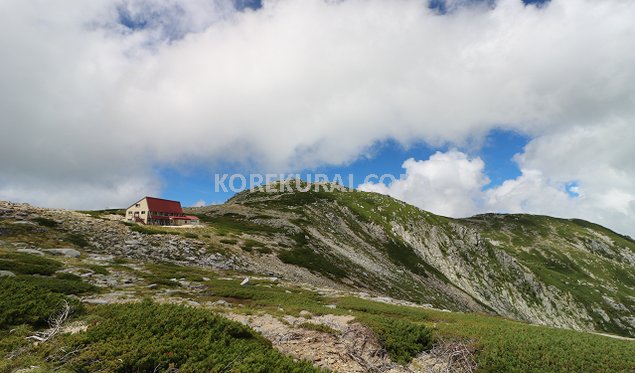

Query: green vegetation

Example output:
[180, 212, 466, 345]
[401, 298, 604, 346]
[182, 232, 199, 239]
[197, 212, 279, 236]
[297, 322, 338, 335]
[79, 208, 125, 219]
[195, 270, 635, 372]
[332, 297, 635, 372]
[85, 264, 109, 275]
[128, 224, 180, 235]
[432, 309, 635, 372]
[58, 301, 322, 372]
[0, 278, 82, 329]
[465, 213, 635, 337]
[0, 252, 63, 275]
[241, 238, 264, 252]
[1, 252, 634, 372]
[256, 246, 273, 254]
[3, 186, 635, 372]
[190, 273, 434, 364]
[31, 217, 59, 227]
[360, 316, 432, 364]
[125, 223, 201, 237]
[142, 262, 213, 283]
[65, 233, 90, 248]
[278, 246, 347, 280]
[15, 274, 97, 295]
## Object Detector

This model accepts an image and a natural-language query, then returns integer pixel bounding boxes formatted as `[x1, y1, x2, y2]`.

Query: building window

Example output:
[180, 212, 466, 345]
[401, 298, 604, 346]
[135, 204, 140, 207]
[128, 211, 132, 215]
[141, 211, 145, 214]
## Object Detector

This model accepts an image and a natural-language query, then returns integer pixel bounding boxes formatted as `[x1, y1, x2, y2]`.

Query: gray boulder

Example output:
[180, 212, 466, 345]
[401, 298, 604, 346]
[43, 248, 81, 258]
[11, 221, 37, 226]
[17, 248, 44, 256]
[0, 270, 16, 277]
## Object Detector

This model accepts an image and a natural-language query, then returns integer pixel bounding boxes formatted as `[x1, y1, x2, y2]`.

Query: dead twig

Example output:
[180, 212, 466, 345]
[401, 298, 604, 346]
[26, 300, 71, 343]
[424, 337, 478, 373]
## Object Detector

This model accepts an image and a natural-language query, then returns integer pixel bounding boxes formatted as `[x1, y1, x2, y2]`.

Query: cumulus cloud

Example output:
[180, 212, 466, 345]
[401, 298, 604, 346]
[192, 199, 207, 207]
[359, 150, 489, 217]
[360, 136, 635, 236]
[487, 119, 635, 235]
[0, 0, 634, 233]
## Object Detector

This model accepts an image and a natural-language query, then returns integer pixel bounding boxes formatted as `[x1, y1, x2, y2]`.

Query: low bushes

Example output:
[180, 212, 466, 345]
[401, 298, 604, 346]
[182, 232, 198, 239]
[16, 274, 97, 295]
[62, 301, 323, 372]
[297, 322, 338, 335]
[0, 252, 63, 275]
[277, 246, 347, 280]
[0, 278, 82, 329]
[65, 233, 90, 248]
[357, 315, 433, 364]
[31, 217, 59, 227]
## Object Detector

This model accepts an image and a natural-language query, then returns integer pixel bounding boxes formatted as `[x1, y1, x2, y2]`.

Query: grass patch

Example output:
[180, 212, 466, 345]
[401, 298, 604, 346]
[278, 246, 347, 280]
[0, 252, 63, 275]
[65, 233, 90, 248]
[85, 264, 109, 275]
[241, 238, 264, 252]
[0, 278, 83, 329]
[14, 274, 98, 295]
[196, 213, 279, 236]
[79, 209, 125, 219]
[142, 262, 213, 283]
[31, 217, 59, 228]
[129, 224, 180, 236]
[297, 322, 338, 335]
[359, 315, 432, 365]
[58, 301, 322, 372]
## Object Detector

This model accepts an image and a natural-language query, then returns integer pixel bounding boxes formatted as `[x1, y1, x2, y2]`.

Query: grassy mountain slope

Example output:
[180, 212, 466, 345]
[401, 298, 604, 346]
[189, 184, 635, 337]
[1, 197, 634, 371]
[1, 246, 634, 372]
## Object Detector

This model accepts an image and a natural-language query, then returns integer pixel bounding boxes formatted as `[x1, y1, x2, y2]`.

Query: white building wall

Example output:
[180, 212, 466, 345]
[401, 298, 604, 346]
[125, 198, 150, 224]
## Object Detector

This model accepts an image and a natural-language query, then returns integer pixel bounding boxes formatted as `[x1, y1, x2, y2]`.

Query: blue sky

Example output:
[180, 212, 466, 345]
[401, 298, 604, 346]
[160, 128, 529, 207]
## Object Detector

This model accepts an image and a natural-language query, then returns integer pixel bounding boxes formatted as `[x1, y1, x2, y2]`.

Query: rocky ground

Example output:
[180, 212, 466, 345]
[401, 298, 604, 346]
[0, 200, 467, 372]
[2, 198, 635, 372]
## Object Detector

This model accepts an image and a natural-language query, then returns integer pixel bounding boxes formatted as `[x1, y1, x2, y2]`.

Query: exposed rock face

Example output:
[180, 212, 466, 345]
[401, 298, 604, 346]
[0, 200, 243, 272]
[16, 248, 43, 256]
[43, 248, 81, 258]
[188, 187, 635, 338]
[2, 186, 635, 338]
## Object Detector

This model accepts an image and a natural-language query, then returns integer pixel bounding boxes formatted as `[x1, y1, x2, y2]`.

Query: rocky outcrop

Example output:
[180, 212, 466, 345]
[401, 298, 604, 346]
[3, 188, 635, 338]
[0, 201, 243, 272]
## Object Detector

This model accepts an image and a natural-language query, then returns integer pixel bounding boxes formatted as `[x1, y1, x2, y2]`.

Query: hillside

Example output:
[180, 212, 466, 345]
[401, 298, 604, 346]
[188, 184, 635, 337]
[1, 188, 634, 372]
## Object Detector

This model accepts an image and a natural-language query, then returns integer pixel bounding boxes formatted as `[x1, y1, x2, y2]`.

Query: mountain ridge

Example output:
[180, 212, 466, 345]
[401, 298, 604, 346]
[187, 185, 635, 337]
[1, 195, 635, 371]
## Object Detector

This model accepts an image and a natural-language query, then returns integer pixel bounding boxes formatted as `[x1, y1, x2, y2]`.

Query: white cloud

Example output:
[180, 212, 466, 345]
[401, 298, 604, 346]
[487, 119, 635, 235]
[360, 136, 635, 236]
[0, 0, 634, 234]
[192, 199, 207, 207]
[359, 150, 489, 217]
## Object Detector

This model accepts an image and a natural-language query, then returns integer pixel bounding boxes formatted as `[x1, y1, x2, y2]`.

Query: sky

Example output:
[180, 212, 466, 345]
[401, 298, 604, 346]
[1, 0, 635, 237]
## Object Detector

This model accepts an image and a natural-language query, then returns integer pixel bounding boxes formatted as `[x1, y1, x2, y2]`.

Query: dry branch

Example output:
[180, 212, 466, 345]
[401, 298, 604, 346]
[26, 300, 71, 343]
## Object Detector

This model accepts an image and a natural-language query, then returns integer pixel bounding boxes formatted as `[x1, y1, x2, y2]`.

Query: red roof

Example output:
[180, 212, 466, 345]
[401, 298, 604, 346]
[145, 197, 183, 214]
